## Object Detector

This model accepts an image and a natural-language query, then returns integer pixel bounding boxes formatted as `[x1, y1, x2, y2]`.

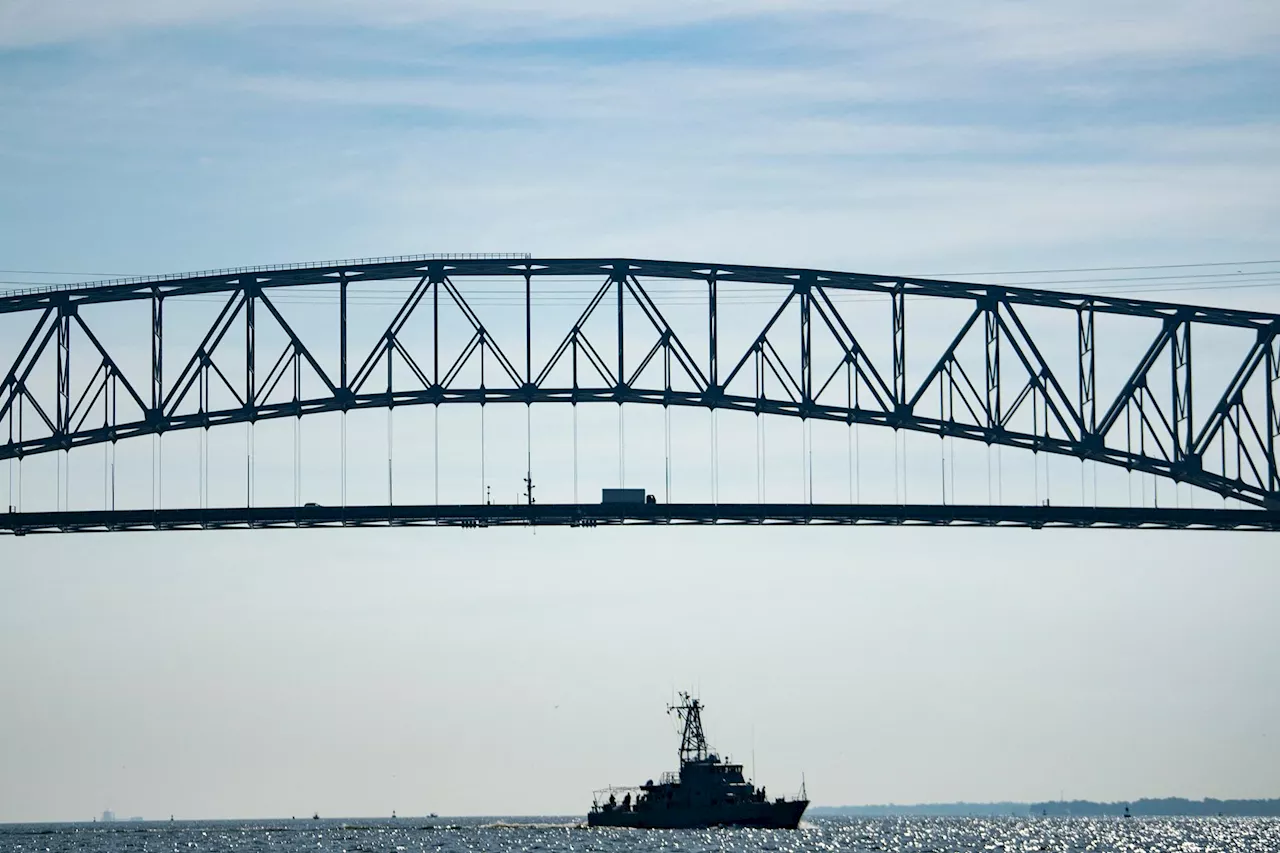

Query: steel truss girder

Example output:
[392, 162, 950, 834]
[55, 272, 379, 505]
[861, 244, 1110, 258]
[1, 385, 1269, 506]
[3, 258, 1279, 510]
[4, 258, 1275, 329]
[3, 502, 1278, 534]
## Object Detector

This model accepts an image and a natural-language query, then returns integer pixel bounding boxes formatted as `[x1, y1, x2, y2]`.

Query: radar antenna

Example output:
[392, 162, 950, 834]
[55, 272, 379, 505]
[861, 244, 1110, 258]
[668, 692, 709, 764]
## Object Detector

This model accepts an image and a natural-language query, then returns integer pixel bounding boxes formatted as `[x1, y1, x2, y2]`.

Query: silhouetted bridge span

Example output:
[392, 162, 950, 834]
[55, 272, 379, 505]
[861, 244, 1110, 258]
[4, 503, 1279, 535]
[3, 254, 1279, 532]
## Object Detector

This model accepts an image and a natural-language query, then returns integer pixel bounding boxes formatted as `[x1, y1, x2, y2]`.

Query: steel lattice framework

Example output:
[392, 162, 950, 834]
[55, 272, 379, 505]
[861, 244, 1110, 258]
[2, 256, 1279, 512]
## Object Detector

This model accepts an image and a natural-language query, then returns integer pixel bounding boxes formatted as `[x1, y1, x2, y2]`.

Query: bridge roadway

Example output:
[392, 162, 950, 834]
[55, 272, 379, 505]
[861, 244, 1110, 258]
[2, 503, 1277, 534]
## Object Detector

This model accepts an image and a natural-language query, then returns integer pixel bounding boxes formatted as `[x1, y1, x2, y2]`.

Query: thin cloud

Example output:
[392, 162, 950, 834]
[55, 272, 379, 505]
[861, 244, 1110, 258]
[3, 0, 1278, 65]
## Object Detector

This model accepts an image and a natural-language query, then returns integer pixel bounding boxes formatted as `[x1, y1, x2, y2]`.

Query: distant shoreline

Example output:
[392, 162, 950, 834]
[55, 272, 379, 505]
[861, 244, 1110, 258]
[812, 798, 1280, 817]
[5, 803, 1280, 825]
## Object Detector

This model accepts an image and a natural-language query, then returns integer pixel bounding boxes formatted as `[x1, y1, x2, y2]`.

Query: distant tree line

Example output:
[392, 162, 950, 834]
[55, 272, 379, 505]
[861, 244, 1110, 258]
[811, 803, 1028, 817]
[812, 798, 1280, 818]
[1032, 798, 1280, 817]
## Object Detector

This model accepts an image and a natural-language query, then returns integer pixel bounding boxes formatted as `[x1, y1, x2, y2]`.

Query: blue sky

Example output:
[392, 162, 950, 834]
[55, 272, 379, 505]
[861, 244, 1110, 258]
[2, 1, 1278, 279]
[1, 0, 1279, 823]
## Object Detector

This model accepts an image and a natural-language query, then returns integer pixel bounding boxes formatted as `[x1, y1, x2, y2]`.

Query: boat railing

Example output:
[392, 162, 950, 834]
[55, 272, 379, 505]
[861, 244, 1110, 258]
[591, 784, 649, 813]
[591, 785, 644, 801]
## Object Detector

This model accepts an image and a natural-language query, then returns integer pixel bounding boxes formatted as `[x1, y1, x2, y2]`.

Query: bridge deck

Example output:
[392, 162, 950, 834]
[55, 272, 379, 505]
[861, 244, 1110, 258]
[2, 503, 1277, 534]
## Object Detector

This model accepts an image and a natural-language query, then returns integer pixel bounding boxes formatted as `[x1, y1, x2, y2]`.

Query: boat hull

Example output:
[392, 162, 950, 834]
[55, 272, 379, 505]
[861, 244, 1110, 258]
[587, 799, 808, 829]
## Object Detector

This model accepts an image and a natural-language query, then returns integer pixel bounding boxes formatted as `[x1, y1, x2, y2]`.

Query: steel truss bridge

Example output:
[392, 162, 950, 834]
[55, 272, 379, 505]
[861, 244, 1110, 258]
[3, 254, 1279, 534]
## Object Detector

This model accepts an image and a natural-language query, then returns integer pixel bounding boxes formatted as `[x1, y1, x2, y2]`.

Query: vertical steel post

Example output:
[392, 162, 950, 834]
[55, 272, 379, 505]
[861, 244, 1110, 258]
[572, 332, 579, 390]
[985, 302, 1001, 430]
[1268, 329, 1280, 493]
[339, 274, 348, 392]
[1078, 306, 1095, 436]
[56, 303, 70, 438]
[387, 328, 394, 393]
[432, 267, 441, 388]
[615, 267, 625, 389]
[1172, 318, 1192, 462]
[799, 278, 812, 405]
[892, 285, 906, 408]
[245, 287, 256, 409]
[708, 273, 718, 391]
[151, 290, 163, 415]
[110, 370, 117, 510]
[245, 286, 256, 510]
[525, 273, 533, 387]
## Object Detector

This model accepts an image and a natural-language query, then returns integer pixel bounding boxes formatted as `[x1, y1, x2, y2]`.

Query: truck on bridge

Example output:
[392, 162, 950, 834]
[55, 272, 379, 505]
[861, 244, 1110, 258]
[602, 488, 656, 505]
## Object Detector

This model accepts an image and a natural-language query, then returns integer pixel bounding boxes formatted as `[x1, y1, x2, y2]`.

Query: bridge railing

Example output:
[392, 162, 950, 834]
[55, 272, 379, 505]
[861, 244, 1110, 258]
[0, 252, 534, 298]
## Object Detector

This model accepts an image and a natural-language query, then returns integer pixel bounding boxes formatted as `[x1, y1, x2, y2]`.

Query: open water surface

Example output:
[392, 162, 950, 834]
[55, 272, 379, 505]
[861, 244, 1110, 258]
[2, 816, 1278, 853]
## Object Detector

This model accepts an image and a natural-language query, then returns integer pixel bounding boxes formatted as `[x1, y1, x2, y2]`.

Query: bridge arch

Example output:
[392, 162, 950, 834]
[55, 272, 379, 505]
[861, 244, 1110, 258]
[2, 255, 1278, 509]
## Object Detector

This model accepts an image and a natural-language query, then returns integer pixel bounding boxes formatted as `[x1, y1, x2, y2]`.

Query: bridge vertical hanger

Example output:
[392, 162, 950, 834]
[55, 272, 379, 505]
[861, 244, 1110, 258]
[107, 366, 117, 511]
[1078, 304, 1096, 504]
[246, 283, 258, 508]
[339, 273, 349, 508]
[799, 274, 812, 406]
[799, 274, 813, 502]
[985, 299, 1002, 504]
[847, 349, 859, 503]
[433, 268, 441, 507]
[526, 272, 533, 505]
[572, 284, 580, 501]
[892, 284, 906, 411]
[614, 264, 627, 390]
[1078, 305, 1096, 437]
[245, 284, 256, 410]
[56, 301, 70, 512]
[613, 265, 627, 489]
[151, 288, 163, 417]
[1172, 318, 1192, 472]
[708, 272, 718, 391]
[387, 289, 395, 507]
[1268, 331, 1280, 496]
[55, 300, 71, 443]
[886, 283, 904, 503]
[152, 288, 165, 512]
[198, 348, 208, 509]
[939, 352, 952, 505]
[432, 268, 440, 388]
[985, 299, 1001, 432]
[293, 341, 302, 507]
[664, 314, 673, 502]
[339, 273, 349, 392]
[525, 272, 533, 387]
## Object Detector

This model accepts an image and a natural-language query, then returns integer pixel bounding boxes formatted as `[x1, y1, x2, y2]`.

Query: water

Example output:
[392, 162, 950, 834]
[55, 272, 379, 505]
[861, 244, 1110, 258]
[3, 816, 1278, 852]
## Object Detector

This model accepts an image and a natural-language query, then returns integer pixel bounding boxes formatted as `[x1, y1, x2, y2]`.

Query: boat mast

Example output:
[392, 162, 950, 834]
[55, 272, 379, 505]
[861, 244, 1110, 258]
[668, 692, 709, 763]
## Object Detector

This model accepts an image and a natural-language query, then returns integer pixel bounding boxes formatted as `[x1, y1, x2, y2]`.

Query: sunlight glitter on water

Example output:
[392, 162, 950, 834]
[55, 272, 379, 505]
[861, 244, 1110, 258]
[1, 816, 1277, 852]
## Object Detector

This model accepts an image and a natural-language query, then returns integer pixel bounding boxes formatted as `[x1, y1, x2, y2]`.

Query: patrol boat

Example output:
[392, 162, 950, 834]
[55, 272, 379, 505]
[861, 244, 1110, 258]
[587, 693, 808, 829]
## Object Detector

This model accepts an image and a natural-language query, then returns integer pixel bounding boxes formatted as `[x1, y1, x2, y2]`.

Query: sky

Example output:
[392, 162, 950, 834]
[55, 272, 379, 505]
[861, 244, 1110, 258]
[1, 0, 1280, 822]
